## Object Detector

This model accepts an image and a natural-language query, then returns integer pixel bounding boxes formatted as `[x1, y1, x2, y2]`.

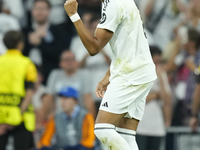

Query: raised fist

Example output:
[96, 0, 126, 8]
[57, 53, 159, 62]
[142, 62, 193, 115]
[64, 0, 78, 17]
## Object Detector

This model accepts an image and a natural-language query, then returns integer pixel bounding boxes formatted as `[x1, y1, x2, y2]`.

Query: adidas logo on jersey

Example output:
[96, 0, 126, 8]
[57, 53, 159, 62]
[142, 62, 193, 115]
[102, 102, 108, 107]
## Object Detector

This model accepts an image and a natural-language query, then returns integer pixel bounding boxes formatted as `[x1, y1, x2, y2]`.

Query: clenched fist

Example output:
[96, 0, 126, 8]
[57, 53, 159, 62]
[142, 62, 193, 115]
[64, 0, 78, 17]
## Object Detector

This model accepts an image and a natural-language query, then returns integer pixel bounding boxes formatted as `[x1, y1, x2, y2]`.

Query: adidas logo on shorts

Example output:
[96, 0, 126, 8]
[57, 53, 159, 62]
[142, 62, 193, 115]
[102, 102, 108, 107]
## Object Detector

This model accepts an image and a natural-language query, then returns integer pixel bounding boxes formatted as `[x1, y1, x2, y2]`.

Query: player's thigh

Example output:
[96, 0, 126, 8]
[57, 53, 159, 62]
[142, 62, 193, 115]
[117, 117, 139, 131]
[95, 110, 126, 126]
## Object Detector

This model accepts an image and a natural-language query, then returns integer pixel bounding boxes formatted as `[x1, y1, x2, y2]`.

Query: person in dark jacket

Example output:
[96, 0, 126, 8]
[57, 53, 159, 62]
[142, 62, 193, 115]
[22, 0, 72, 85]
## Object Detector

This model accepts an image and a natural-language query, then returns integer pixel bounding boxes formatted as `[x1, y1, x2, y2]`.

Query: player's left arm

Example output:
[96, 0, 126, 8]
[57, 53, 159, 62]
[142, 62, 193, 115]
[75, 21, 113, 56]
[64, 0, 113, 56]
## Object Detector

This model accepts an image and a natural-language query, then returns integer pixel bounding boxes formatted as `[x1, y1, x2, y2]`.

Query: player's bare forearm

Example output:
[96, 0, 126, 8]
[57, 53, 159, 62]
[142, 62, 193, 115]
[64, 0, 113, 56]
[95, 67, 110, 98]
[105, 67, 111, 77]
[103, 67, 110, 84]
[73, 20, 102, 56]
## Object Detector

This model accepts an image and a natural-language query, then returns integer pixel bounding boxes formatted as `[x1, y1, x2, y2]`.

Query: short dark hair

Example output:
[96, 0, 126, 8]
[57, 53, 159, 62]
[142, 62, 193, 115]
[149, 46, 162, 57]
[34, 0, 51, 9]
[188, 29, 200, 49]
[3, 31, 24, 49]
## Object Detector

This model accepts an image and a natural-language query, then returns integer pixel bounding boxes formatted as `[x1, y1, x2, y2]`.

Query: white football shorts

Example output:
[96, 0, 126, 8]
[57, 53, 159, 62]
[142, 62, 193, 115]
[99, 77, 154, 121]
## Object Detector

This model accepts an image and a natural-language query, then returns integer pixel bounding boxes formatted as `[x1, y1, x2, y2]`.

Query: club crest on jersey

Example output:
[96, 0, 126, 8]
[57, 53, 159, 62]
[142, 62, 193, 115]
[99, 13, 107, 24]
[103, 0, 110, 11]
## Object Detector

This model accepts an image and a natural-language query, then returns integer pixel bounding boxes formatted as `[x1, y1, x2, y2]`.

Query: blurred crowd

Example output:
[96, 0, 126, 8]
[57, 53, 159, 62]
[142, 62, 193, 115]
[0, 0, 200, 150]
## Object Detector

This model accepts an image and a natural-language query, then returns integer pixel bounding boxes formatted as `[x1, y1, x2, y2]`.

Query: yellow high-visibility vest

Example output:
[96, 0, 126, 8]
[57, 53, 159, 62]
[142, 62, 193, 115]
[0, 50, 37, 131]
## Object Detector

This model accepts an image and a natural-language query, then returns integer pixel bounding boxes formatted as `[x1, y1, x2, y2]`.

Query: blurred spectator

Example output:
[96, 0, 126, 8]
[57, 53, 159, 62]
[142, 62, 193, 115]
[31, 65, 48, 144]
[76, 0, 101, 16]
[139, 0, 169, 27]
[41, 51, 96, 123]
[22, 0, 101, 27]
[23, 0, 69, 26]
[32, 65, 47, 122]
[190, 64, 200, 131]
[2, 0, 24, 24]
[0, 1, 21, 55]
[48, 0, 68, 25]
[187, 0, 200, 31]
[177, 0, 200, 32]
[37, 87, 95, 150]
[0, 31, 37, 150]
[138, 0, 185, 50]
[165, 29, 200, 125]
[70, 12, 111, 111]
[136, 46, 172, 150]
[22, 0, 71, 84]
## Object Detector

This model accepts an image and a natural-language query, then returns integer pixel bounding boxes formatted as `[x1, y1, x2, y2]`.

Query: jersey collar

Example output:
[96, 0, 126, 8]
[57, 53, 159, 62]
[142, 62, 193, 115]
[6, 49, 22, 55]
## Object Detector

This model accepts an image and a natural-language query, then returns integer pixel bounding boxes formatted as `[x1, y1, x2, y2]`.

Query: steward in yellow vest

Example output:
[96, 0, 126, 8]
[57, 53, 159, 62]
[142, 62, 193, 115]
[0, 31, 37, 150]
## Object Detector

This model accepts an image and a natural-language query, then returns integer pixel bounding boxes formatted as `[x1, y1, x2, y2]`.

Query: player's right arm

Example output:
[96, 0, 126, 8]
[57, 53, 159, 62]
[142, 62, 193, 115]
[64, 0, 121, 56]
[64, 0, 113, 56]
[73, 21, 113, 56]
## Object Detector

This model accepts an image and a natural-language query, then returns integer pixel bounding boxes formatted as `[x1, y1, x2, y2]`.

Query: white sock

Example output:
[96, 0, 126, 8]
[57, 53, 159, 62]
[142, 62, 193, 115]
[116, 127, 138, 150]
[94, 123, 131, 150]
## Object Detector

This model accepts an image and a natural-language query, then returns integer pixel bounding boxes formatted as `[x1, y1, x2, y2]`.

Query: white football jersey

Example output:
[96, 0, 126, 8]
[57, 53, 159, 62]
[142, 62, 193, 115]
[97, 0, 157, 85]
